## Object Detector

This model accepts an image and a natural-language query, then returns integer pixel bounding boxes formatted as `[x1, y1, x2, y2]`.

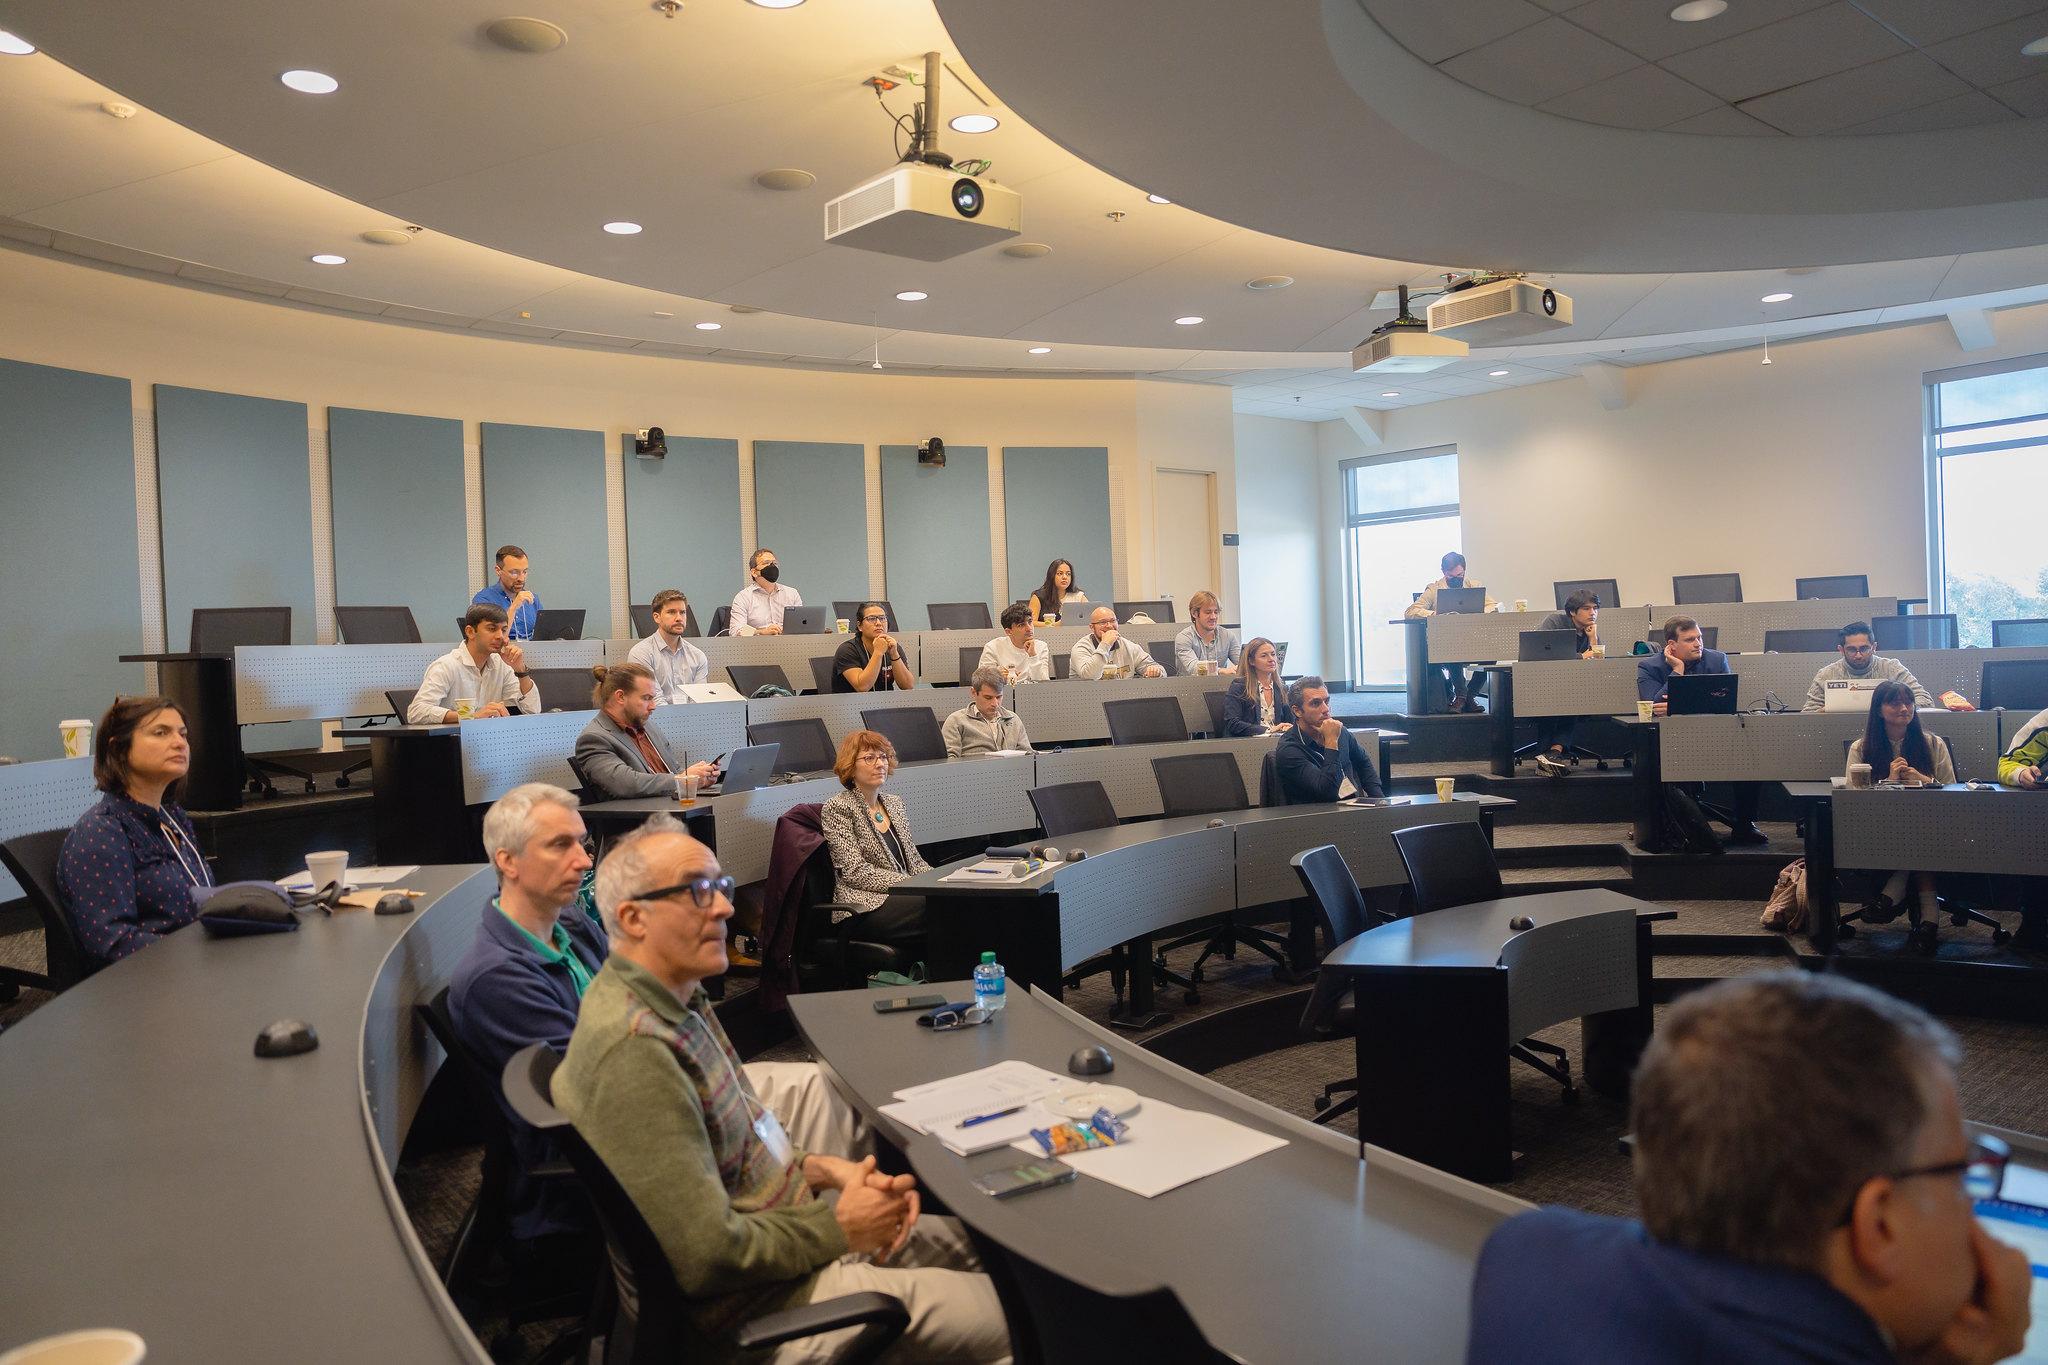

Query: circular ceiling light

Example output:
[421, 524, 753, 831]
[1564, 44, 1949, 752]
[1174, 315, 1204, 325]
[754, 167, 815, 191]
[1146, 193, 1171, 205]
[895, 290, 928, 301]
[309, 253, 347, 265]
[1001, 242, 1052, 259]
[602, 221, 643, 235]
[1380, 390, 1401, 398]
[1669, 0, 1727, 20]
[748, 0, 808, 8]
[2022, 34, 2048, 55]
[1028, 346, 1052, 354]
[1760, 291, 1794, 302]
[360, 227, 413, 246]
[483, 17, 568, 52]
[949, 113, 999, 134]
[1246, 275, 1294, 290]
[695, 321, 722, 330]
[280, 69, 339, 94]
[1489, 369, 1510, 377]
[0, 30, 36, 55]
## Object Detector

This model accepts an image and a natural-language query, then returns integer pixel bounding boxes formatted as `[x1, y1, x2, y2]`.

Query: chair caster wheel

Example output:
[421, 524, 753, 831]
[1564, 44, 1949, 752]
[1911, 923, 1939, 956]
[302, 780, 317, 795]
[1994, 928, 2012, 945]
[1837, 923, 1856, 939]
[1561, 1087, 1582, 1107]
[1314, 1095, 1331, 1112]
[335, 775, 351, 789]
[0, 981, 19, 1003]
[1189, 967, 1206, 985]
[1182, 990, 1200, 1006]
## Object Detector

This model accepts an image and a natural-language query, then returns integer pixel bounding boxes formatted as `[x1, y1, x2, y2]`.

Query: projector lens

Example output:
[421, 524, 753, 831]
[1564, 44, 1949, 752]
[951, 178, 984, 218]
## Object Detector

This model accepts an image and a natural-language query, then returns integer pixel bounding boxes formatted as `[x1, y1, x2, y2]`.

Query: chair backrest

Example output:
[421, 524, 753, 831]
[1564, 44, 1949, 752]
[808, 656, 838, 695]
[1553, 578, 1620, 611]
[708, 604, 733, 637]
[1795, 574, 1869, 600]
[926, 602, 992, 631]
[334, 605, 421, 644]
[385, 688, 416, 720]
[1202, 690, 1229, 737]
[961, 1223, 1224, 1364]
[1699, 626, 1718, 652]
[1391, 822, 1504, 915]
[1103, 696, 1188, 745]
[1992, 617, 2048, 648]
[1028, 781, 1118, 838]
[1763, 628, 1842, 653]
[1113, 599, 1175, 623]
[1671, 573, 1742, 605]
[1258, 748, 1283, 807]
[958, 645, 985, 685]
[1982, 660, 2048, 713]
[1291, 844, 1375, 948]
[1145, 639, 1178, 675]
[191, 606, 292, 653]
[632, 602, 704, 638]
[1872, 613, 1956, 650]
[749, 717, 836, 777]
[861, 706, 946, 764]
[833, 600, 898, 631]
[629, 603, 657, 638]
[728, 663, 795, 697]
[1151, 753, 1248, 818]
[0, 828, 91, 988]
[528, 667, 593, 710]
[1051, 651, 1071, 680]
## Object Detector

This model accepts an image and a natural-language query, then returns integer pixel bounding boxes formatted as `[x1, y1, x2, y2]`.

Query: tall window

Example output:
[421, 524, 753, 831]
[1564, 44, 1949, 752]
[1341, 446, 1460, 686]
[1928, 360, 2048, 646]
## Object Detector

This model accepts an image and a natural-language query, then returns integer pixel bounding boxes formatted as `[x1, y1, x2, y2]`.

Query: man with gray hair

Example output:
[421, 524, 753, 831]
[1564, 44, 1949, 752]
[1468, 971, 2031, 1363]
[559, 819, 1010, 1363]
[447, 782, 604, 1247]
[941, 668, 1032, 758]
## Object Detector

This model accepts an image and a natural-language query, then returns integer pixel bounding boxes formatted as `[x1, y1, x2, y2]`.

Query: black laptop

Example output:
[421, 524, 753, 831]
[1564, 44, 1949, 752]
[531, 608, 585, 641]
[701, 743, 779, 796]
[1434, 586, 1488, 615]
[1666, 672, 1738, 716]
[1517, 630, 1576, 662]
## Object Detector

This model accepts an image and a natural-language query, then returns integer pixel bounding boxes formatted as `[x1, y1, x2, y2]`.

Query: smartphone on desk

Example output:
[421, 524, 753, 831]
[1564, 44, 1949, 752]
[973, 1160, 1077, 1199]
[873, 994, 948, 1014]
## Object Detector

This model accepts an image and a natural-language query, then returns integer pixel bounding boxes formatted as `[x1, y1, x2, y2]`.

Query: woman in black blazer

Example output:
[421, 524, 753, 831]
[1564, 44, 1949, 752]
[1223, 637, 1294, 737]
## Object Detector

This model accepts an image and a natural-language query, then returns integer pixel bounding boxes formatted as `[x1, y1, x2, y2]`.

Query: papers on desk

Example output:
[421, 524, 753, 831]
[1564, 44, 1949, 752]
[277, 864, 418, 889]
[938, 857, 1062, 885]
[880, 1060, 1072, 1155]
[1009, 1099, 1286, 1198]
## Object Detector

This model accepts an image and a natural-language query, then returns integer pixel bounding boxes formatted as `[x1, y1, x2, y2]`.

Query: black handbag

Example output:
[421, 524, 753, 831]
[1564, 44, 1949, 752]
[195, 881, 303, 937]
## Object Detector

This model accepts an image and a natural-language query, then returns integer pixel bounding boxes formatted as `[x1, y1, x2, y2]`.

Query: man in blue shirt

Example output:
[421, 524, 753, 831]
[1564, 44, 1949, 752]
[472, 543, 541, 640]
[1638, 614, 1765, 845]
[1273, 675, 1383, 804]
[1468, 971, 2030, 1365]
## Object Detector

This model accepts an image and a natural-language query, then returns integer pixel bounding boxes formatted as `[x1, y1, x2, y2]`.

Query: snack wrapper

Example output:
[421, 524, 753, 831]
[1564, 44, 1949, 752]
[1030, 1106, 1129, 1156]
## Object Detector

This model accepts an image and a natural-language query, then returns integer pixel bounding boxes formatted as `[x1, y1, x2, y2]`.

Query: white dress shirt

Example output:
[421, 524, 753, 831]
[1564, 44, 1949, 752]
[728, 582, 803, 631]
[627, 631, 710, 703]
[977, 635, 1052, 683]
[409, 646, 540, 723]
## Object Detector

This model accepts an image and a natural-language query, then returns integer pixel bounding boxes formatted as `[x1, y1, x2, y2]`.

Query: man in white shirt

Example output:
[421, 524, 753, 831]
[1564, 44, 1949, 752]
[626, 589, 709, 703]
[977, 603, 1052, 684]
[410, 603, 542, 723]
[728, 548, 801, 635]
[1071, 606, 1165, 680]
[942, 669, 1033, 758]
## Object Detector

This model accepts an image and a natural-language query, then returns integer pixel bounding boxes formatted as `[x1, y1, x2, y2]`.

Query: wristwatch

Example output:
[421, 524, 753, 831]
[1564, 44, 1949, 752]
[513, 670, 530, 679]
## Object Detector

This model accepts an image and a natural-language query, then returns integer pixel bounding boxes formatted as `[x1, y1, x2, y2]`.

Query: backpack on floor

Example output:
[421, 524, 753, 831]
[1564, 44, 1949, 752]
[1760, 859, 1809, 933]
[1661, 785, 1722, 857]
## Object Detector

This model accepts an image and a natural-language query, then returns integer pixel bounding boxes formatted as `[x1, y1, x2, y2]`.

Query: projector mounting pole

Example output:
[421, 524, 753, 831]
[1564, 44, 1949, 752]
[906, 50, 955, 168]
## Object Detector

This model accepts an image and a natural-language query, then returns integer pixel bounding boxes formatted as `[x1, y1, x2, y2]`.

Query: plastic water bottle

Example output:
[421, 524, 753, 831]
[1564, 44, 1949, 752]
[972, 951, 1007, 1013]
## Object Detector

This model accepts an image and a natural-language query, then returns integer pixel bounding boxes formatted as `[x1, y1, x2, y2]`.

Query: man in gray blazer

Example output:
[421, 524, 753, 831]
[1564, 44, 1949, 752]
[573, 663, 718, 799]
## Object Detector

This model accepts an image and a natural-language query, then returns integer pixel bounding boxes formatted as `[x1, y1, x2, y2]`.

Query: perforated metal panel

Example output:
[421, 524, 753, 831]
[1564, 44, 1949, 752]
[1891, 647, 2048, 707]
[1012, 673, 1235, 744]
[1232, 798, 1479, 906]
[1660, 712, 2003, 783]
[644, 702, 749, 769]
[0, 757, 97, 901]
[460, 710, 591, 804]
[885, 754, 1037, 844]
[909, 623, 1179, 685]
[231, 642, 606, 723]
[699, 633, 857, 690]
[1054, 826, 1235, 967]
[1030, 736, 1279, 819]
[706, 776, 841, 884]
[1833, 786, 2048, 875]
[1642, 598, 1897, 654]
[745, 691, 939, 750]
[1424, 610, 1556, 665]
[1509, 659, 1639, 717]
[1501, 909, 1638, 1041]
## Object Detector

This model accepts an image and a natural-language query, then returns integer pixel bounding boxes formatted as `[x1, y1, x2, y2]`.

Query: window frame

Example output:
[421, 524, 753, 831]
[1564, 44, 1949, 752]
[1339, 444, 1460, 683]
[1923, 352, 2048, 619]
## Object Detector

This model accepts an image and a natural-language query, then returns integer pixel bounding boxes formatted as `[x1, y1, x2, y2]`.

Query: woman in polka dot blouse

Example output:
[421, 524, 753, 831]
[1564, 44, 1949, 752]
[56, 695, 213, 969]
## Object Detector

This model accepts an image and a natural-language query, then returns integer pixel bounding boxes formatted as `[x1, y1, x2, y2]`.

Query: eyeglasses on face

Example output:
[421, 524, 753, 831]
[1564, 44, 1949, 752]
[631, 874, 737, 909]
[1839, 1133, 2010, 1224]
[858, 750, 892, 764]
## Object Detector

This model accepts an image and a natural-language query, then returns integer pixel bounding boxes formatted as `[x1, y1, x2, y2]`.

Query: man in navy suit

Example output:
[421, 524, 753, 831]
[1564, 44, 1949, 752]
[1638, 614, 1765, 845]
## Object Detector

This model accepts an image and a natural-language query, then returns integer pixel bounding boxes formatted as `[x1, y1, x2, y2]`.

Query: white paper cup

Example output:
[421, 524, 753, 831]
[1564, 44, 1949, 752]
[1636, 700, 1655, 721]
[835, 618, 850, 634]
[1434, 777, 1456, 801]
[1194, 661, 1211, 676]
[451, 697, 475, 720]
[1590, 644, 1607, 658]
[305, 850, 350, 894]
[1847, 763, 1873, 789]
[1513, 599, 1528, 613]
[59, 719, 93, 759]
[0, 1330, 147, 1365]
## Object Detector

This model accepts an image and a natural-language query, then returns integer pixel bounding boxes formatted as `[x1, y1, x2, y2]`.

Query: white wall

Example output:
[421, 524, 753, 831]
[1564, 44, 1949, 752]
[1232, 414, 1326, 675]
[1314, 302, 2048, 678]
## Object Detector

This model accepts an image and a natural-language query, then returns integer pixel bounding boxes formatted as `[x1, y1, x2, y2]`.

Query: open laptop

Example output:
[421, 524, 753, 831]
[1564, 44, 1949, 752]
[1517, 630, 1576, 662]
[781, 605, 829, 635]
[1667, 672, 1738, 715]
[531, 608, 585, 640]
[674, 681, 745, 703]
[1822, 679, 1879, 713]
[700, 743, 779, 796]
[1434, 586, 1487, 615]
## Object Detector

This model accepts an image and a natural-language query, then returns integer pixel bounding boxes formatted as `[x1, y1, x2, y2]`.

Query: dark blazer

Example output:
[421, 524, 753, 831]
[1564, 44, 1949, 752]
[1637, 646, 1733, 703]
[573, 711, 683, 799]
[1222, 676, 1295, 737]
[1273, 724, 1384, 803]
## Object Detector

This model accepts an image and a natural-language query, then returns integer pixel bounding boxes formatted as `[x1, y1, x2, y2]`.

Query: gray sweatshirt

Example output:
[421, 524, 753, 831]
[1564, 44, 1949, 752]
[941, 705, 1031, 758]
[1802, 655, 1934, 712]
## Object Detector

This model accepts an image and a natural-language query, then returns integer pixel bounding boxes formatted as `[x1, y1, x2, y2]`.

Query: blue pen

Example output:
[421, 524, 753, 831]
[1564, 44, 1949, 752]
[956, 1104, 1027, 1129]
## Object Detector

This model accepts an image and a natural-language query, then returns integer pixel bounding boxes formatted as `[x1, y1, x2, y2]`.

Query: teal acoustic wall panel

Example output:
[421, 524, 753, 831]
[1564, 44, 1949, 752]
[155, 385, 315, 649]
[880, 444, 991, 631]
[751, 441, 870, 609]
[328, 408, 466, 642]
[624, 435, 742, 623]
[0, 358, 142, 759]
[480, 422, 609, 629]
[1003, 446, 1111, 614]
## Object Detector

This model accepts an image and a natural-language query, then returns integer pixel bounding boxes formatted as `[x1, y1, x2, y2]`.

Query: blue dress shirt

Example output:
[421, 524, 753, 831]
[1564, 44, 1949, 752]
[57, 791, 209, 969]
[472, 581, 542, 640]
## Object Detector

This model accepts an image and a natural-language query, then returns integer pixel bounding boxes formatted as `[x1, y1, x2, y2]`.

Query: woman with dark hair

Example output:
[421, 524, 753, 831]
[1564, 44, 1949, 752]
[1223, 637, 1294, 736]
[56, 695, 212, 969]
[831, 601, 915, 693]
[1026, 559, 1087, 625]
[819, 729, 930, 949]
[1845, 679, 1954, 922]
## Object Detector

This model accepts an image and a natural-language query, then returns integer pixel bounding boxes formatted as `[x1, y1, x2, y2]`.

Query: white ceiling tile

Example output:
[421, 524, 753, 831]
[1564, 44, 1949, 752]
[1659, 104, 1783, 134]
[1536, 63, 1721, 128]
[1835, 89, 2021, 133]
[1738, 52, 1972, 134]
[1988, 70, 2048, 115]
[1563, 0, 1832, 62]
[1926, 9, 2048, 86]
[1661, 4, 1907, 103]
[1437, 16, 1643, 106]
[1849, 0, 2048, 46]
[176, 262, 294, 297]
[48, 232, 179, 273]
[1358, 0, 1549, 63]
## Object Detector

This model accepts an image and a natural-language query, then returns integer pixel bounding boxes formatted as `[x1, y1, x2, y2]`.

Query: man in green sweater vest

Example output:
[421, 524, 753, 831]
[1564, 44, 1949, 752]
[555, 814, 1009, 1363]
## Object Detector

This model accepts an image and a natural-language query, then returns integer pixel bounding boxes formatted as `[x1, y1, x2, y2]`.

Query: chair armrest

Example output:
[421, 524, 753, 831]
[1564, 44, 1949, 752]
[732, 1291, 909, 1357]
[530, 1159, 576, 1181]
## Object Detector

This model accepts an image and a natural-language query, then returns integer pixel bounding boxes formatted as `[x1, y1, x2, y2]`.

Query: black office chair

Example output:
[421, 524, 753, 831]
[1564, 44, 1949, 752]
[1982, 660, 2048, 712]
[708, 605, 733, 637]
[728, 663, 795, 698]
[334, 605, 421, 643]
[1992, 618, 2048, 648]
[1028, 781, 1118, 838]
[1103, 697, 1187, 745]
[1699, 625, 1719, 651]
[501, 1046, 911, 1365]
[192, 606, 320, 797]
[833, 600, 898, 632]
[1202, 690, 1229, 737]
[1145, 639, 1178, 676]
[1051, 651, 1071, 681]
[861, 706, 946, 763]
[1553, 579, 1620, 611]
[770, 811, 918, 991]
[385, 688, 416, 720]
[1672, 573, 1742, 604]
[808, 656, 838, 695]
[960, 1222, 1223, 1365]
[1390, 822, 1577, 1103]
[1290, 844, 1395, 1125]
[629, 603, 657, 638]
[528, 667, 595, 711]
[926, 602, 992, 631]
[0, 828, 90, 995]
[1257, 749, 1283, 807]
[1112, 599, 1175, 623]
[1873, 614, 1957, 650]
[749, 718, 836, 777]
[1763, 628, 1843, 653]
[1795, 574, 1869, 600]
[957, 645, 988, 685]
[1151, 755, 1292, 988]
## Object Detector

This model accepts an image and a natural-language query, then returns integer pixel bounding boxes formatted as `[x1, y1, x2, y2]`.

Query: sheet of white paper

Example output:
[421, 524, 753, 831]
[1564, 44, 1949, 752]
[1010, 1100, 1286, 1198]
[882, 1060, 1071, 1152]
[277, 864, 419, 889]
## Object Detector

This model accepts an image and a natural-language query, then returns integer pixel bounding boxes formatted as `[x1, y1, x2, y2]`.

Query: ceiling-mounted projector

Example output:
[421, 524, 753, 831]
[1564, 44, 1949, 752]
[826, 163, 1020, 261]
[1352, 284, 1467, 374]
[1427, 277, 1573, 343]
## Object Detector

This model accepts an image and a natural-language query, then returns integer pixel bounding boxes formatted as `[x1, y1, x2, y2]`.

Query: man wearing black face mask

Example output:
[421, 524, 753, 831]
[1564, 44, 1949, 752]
[729, 547, 802, 636]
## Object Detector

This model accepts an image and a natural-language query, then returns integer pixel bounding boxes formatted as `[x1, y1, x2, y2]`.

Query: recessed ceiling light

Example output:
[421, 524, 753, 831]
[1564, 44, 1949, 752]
[695, 321, 722, 330]
[1174, 316, 1204, 325]
[309, 253, 347, 265]
[748, 0, 807, 8]
[280, 69, 339, 94]
[895, 290, 928, 301]
[1761, 291, 1794, 303]
[949, 113, 999, 134]
[1002, 242, 1053, 259]
[1380, 390, 1401, 398]
[1489, 369, 1510, 377]
[602, 221, 643, 235]
[360, 227, 413, 246]
[1146, 193, 1172, 205]
[2022, 35, 2048, 56]
[1669, 0, 1727, 20]
[0, 30, 36, 55]
[1028, 346, 1052, 354]
[1246, 275, 1294, 291]
[482, 17, 568, 53]
[753, 167, 815, 191]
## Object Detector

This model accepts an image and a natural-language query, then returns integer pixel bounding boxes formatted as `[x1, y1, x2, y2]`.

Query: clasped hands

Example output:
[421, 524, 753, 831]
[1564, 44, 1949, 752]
[806, 1153, 920, 1261]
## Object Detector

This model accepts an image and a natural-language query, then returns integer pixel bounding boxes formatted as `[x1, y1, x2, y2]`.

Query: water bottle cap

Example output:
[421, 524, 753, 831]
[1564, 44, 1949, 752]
[980, 951, 997, 964]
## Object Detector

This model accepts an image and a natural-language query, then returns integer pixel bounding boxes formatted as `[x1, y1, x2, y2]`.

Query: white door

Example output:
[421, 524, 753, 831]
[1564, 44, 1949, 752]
[1153, 469, 1219, 613]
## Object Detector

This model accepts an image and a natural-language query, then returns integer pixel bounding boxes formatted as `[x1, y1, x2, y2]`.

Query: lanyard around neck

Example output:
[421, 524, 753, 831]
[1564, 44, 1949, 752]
[159, 817, 213, 889]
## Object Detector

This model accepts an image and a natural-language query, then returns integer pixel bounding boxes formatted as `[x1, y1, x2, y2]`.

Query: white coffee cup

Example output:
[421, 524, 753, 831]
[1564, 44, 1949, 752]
[0, 1330, 146, 1365]
[1590, 644, 1607, 658]
[1513, 599, 1528, 613]
[305, 849, 350, 894]
[1434, 777, 1456, 801]
[59, 719, 93, 759]
[1847, 763, 1873, 789]
[451, 697, 475, 720]
[1194, 660, 1211, 677]
[1636, 700, 1655, 721]
[835, 617, 850, 634]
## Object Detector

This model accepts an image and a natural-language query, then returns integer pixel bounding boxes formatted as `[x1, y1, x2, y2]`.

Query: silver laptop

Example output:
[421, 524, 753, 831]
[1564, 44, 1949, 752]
[701, 743, 779, 796]
[674, 681, 744, 703]
[1822, 679, 1879, 712]
[781, 605, 829, 635]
